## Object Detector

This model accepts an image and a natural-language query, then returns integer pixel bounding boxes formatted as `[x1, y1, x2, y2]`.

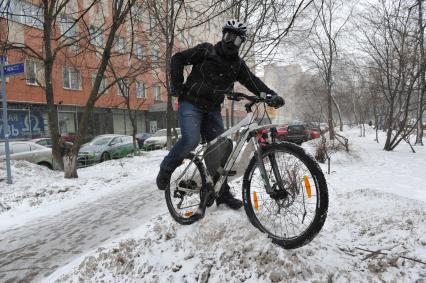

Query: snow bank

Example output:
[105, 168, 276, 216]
[49, 189, 426, 282]
[48, 126, 426, 282]
[0, 151, 166, 216]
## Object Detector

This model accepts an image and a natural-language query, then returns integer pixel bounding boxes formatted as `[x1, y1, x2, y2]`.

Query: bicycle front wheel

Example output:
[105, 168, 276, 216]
[165, 154, 207, 225]
[242, 143, 328, 249]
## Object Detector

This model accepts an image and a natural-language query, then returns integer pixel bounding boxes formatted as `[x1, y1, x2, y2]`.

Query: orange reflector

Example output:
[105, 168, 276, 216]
[303, 176, 312, 198]
[253, 191, 259, 211]
[184, 211, 193, 217]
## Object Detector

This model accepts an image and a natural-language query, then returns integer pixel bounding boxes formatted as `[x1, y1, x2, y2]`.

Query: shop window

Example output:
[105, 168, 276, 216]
[58, 112, 76, 134]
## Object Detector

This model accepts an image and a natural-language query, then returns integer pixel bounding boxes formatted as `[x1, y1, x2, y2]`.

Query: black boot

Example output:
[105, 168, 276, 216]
[216, 184, 243, 210]
[156, 169, 172, 191]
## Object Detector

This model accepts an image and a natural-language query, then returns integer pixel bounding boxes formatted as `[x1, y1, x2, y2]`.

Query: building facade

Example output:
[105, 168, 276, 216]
[0, 0, 226, 141]
[263, 64, 304, 124]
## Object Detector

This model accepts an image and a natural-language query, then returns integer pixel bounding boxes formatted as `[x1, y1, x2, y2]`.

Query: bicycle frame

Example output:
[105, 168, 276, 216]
[179, 104, 281, 196]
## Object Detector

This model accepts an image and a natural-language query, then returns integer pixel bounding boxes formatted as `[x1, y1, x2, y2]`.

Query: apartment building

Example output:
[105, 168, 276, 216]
[0, 0, 227, 140]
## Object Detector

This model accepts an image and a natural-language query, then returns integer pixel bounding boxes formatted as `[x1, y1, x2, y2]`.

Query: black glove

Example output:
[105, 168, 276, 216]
[267, 93, 285, 108]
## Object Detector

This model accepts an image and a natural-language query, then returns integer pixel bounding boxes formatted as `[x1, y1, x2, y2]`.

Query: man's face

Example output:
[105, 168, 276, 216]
[222, 31, 245, 47]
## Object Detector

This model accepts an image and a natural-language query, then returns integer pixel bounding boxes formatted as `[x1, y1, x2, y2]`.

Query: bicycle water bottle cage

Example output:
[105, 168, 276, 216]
[204, 137, 233, 179]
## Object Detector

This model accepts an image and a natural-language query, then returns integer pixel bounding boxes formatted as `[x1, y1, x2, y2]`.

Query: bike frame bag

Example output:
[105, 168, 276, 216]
[204, 137, 233, 179]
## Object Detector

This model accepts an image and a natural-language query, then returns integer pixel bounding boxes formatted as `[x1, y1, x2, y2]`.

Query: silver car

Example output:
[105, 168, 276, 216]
[77, 134, 135, 167]
[143, 128, 181, 150]
[0, 141, 53, 169]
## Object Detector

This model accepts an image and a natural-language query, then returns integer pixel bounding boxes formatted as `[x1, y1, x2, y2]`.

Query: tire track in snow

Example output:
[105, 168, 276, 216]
[0, 180, 166, 283]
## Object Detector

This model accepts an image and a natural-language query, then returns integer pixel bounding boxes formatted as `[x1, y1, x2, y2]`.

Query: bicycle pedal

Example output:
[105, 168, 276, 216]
[227, 170, 237, 176]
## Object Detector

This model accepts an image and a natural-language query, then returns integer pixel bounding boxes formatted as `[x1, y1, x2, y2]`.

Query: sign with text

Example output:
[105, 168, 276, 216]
[3, 63, 25, 77]
[0, 111, 45, 139]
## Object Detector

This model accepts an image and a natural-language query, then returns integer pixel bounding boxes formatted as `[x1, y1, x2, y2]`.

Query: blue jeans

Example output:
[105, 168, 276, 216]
[160, 101, 224, 173]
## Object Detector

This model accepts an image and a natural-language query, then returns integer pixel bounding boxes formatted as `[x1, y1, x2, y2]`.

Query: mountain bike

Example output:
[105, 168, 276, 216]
[165, 92, 328, 249]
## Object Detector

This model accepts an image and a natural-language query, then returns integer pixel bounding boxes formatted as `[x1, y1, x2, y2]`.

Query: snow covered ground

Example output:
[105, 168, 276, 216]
[0, 150, 167, 229]
[1, 127, 426, 282]
[46, 127, 426, 283]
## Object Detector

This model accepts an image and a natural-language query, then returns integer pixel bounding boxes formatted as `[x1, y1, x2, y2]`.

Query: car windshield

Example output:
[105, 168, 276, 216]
[289, 125, 305, 131]
[91, 137, 112, 145]
[153, 130, 167, 137]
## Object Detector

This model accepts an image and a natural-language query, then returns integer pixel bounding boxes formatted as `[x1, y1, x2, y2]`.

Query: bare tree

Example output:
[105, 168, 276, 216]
[358, 0, 422, 151]
[302, 0, 353, 139]
[64, 0, 137, 177]
[1, 0, 100, 169]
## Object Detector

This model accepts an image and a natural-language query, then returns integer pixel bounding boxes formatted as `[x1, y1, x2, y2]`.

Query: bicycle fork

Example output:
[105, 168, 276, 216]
[252, 138, 287, 197]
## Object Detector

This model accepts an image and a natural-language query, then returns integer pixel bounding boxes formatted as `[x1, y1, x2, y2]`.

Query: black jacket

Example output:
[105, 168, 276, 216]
[170, 42, 274, 110]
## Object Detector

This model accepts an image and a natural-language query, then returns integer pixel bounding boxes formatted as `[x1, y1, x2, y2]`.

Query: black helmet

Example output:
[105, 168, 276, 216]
[222, 19, 247, 36]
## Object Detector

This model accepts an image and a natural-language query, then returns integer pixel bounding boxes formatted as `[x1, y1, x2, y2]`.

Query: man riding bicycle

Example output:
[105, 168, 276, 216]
[156, 19, 284, 210]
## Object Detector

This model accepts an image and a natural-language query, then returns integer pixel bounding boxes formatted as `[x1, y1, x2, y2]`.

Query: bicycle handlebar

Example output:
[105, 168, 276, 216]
[214, 90, 269, 103]
[213, 91, 277, 112]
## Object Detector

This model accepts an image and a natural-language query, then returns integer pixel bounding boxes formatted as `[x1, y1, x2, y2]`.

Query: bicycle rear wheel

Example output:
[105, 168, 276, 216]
[165, 154, 207, 225]
[242, 143, 328, 249]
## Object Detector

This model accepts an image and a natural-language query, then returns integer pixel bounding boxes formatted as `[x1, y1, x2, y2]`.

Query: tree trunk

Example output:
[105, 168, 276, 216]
[332, 95, 343, 131]
[415, 0, 425, 145]
[64, 7, 125, 178]
[327, 85, 335, 140]
[42, 4, 62, 170]
[64, 155, 77, 178]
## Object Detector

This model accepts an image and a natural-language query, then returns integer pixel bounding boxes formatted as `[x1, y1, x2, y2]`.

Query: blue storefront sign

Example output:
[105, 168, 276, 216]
[0, 110, 45, 139]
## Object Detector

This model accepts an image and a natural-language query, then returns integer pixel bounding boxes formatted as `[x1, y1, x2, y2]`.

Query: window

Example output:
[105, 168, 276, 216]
[70, 43, 80, 54]
[151, 48, 159, 67]
[91, 74, 107, 94]
[131, 5, 143, 22]
[63, 67, 81, 90]
[135, 43, 144, 60]
[59, 16, 78, 38]
[89, 26, 103, 47]
[136, 81, 145, 99]
[21, 1, 43, 28]
[154, 85, 161, 101]
[4, 0, 43, 29]
[188, 35, 193, 47]
[117, 79, 129, 96]
[26, 59, 44, 86]
[116, 36, 126, 54]
[110, 137, 121, 145]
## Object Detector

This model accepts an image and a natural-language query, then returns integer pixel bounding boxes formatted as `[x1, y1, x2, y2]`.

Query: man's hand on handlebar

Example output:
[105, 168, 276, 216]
[265, 93, 285, 109]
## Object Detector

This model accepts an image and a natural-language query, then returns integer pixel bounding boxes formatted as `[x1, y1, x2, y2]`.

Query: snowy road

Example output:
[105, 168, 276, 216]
[0, 181, 166, 283]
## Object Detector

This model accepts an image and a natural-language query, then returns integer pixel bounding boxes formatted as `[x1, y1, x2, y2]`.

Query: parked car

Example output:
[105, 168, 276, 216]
[143, 128, 181, 150]
[275, 124, 309, 145]
[61, 132, 77, 143]
[0, 141, 53, 169]
[308, 128, 321, 139]
[30, 137, 73, 148]
[135, 133, 152, 149]
[77, 134, 135, 167]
